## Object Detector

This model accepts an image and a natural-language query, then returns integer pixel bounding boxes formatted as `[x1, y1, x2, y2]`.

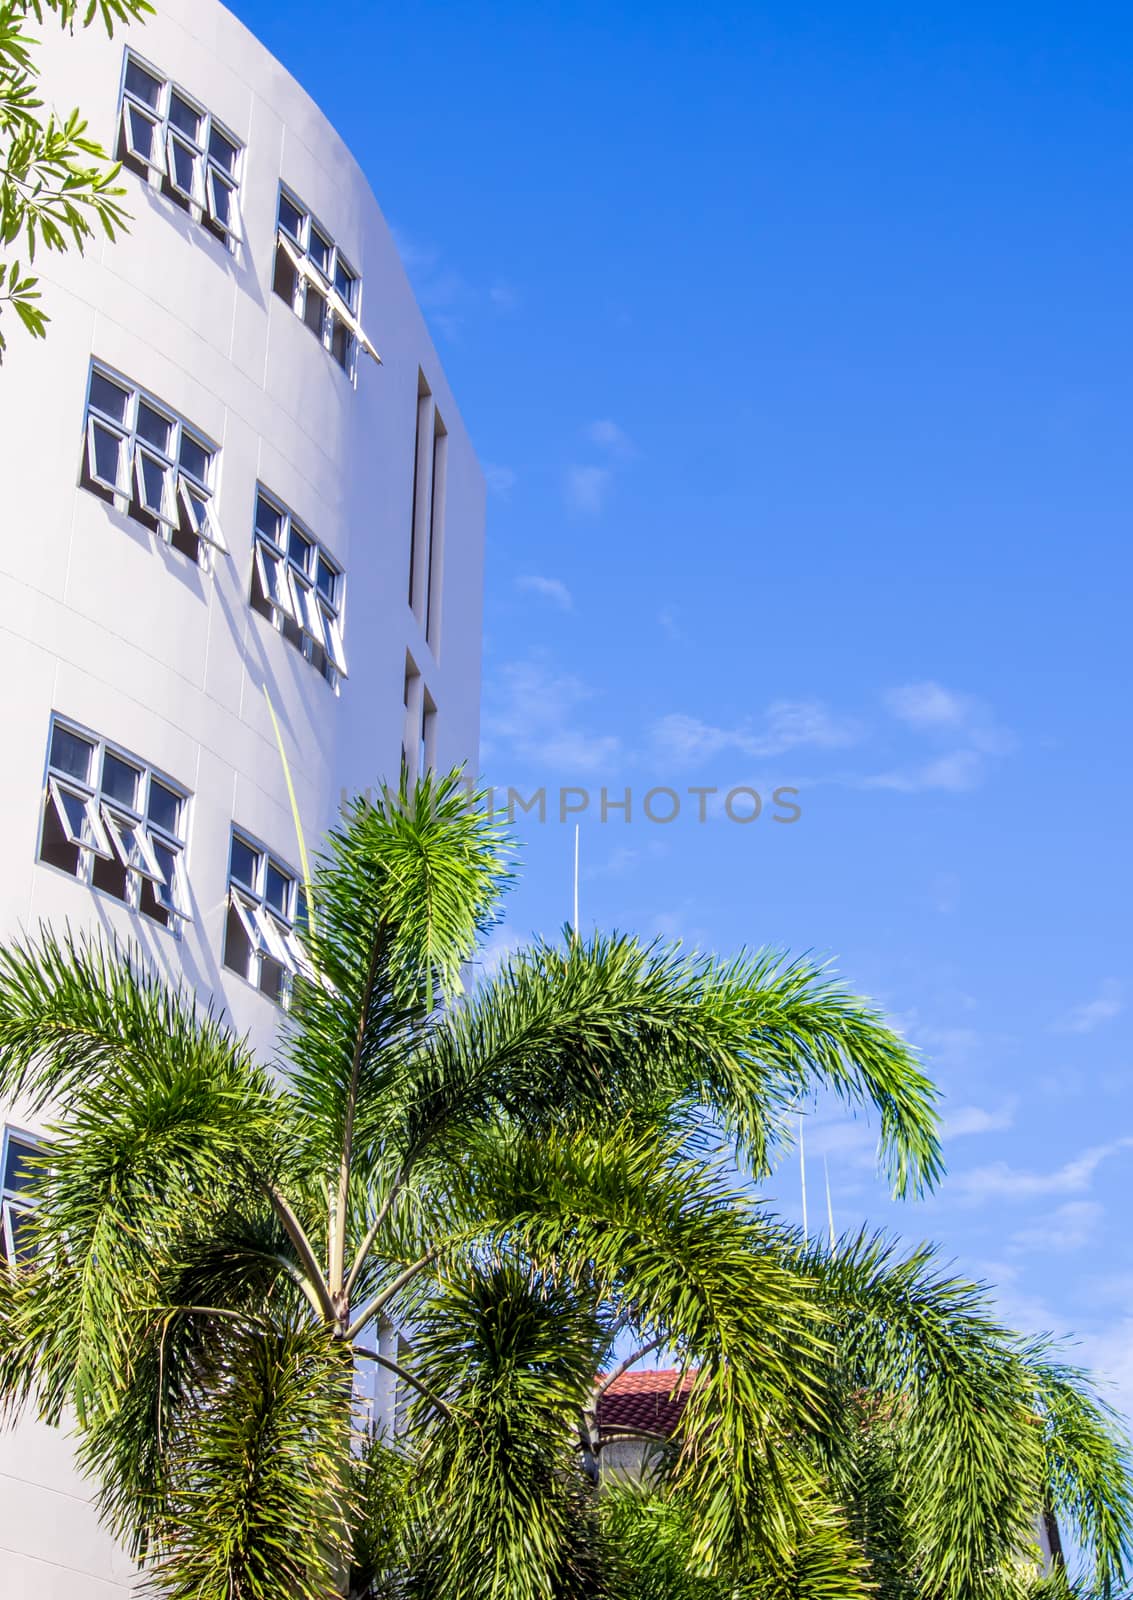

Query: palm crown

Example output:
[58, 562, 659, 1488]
[0, 773, 1127, 1600]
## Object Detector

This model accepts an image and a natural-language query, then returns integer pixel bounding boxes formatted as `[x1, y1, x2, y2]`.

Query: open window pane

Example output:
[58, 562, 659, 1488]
[255, 541, 296, 620]
[206, 167, 238, 236]
[290, 572, 327, 646]
[3, 1201, 37, 1267]
[166, 132, 202, 201]
[135, 449, 176, 524]
[324, 611, 348, 677]
[48, 779, 113, 858]
[86, 418, 127, 493]
[229, 891, 267, 954]
[123, 101, 163, 170]
[100, 807, 163, 882]
[178, 477, 226, 552]
[253, 905, 292, 968]
[148, 838, 182, 914]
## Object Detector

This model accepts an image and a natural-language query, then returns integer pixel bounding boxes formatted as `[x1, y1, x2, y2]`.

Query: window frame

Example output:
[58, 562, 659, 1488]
[251, 485, 348, 686]
[81, 361, 227, 567]
[272, 186, 380, 377]
[223, 827, 309, 1006]
[1, 1125, 41, 1269]
[118, 50, 245, 249]
[37, 715, 191, 931]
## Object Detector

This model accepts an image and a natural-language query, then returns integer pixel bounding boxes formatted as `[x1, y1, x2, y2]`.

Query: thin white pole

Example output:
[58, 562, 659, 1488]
[572, 824, 579, 940]
[799, 1114, 808, 1246]
[824, 1154, 836, 1253]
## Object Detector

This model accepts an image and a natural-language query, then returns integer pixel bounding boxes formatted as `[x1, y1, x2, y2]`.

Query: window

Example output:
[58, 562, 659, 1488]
[250, 487, 348, 685]
[1, 1128, 39, 1268]
[38, 716, 190, 931]
[273, 187, 379, 376]
[81, 363, 226, 570]
[118, 51, 243, 248]
[223, 830, 309, 1006]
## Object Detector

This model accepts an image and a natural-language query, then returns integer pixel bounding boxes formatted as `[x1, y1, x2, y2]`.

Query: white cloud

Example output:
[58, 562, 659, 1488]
[586, 418, 635, 456]
[952, 1137, 1133, 1205]
[516, 575, 573, 611]
[941, 1101, 1017, 1138]
[489, 280, 519, 311]
[1054, 979, 1124, 1035]
[885, 681, 972, 728]
[481, 659, 619, 776]
[484, 463, 516, 498]
[658, 609, 682, 641]
[564, 465, 611, 516]
[1010, 1200, 1103, 1255]
[858, 751, 985, 793]
[653, 701, 861, 766]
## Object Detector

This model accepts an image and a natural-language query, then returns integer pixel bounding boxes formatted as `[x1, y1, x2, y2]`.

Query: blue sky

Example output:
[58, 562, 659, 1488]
[233, 0, 1133, 1424]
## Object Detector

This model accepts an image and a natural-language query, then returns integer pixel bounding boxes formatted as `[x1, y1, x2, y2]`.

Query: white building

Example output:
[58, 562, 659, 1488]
[0, 1, 484, 1591]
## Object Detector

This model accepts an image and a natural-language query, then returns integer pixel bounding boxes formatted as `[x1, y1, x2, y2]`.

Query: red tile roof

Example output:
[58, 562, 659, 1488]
[596, 1369, 695, 1438]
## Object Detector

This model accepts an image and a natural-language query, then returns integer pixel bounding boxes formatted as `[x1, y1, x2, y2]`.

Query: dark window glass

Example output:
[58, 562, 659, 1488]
[303, 283, 326, 338]
[316, 556, 337, 601]
[265, 862, 291, 918]
[89, 421, 123, 487]
[92, 851, 129, 902]
[330, 315, 352, 370]
[102, 752, 139, 809]
[208, 127, 238, 173]
[223, 903, 252, 979]
[273, 242, 299, 306]
[255, 494, 283, 544]
[179, 433, 210, 483]
[50, 725, 93, 783]
[89, 372, 130, 423]
[334, 260, 356, 308]
[259, 955, 286, 1005]
[39, 801, 80, 877]
[3, 1137, 38, 1195]
[229, 836, 259, 890]
[168, 136, 198, 195]
[308, 228, 331, 277]
[168, 93, 201, 140]
[278, 194, 304, 241]
[124, 59, 162, 109]
[137, 402, 172, 453]
[288, 527, 312, 569]
[124, 103, 159, 164]
[148, 779, 181, 836]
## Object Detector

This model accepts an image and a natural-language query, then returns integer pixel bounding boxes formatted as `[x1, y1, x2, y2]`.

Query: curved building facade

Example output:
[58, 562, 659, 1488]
[0, 2, 484, 1591]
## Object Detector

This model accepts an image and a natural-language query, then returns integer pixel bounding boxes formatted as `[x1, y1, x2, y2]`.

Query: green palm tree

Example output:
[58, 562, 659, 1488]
[0, 774, 1126, 1600]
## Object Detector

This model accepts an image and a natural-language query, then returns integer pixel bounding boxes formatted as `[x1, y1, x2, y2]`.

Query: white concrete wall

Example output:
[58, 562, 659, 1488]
[0, 1, 484, 1590]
